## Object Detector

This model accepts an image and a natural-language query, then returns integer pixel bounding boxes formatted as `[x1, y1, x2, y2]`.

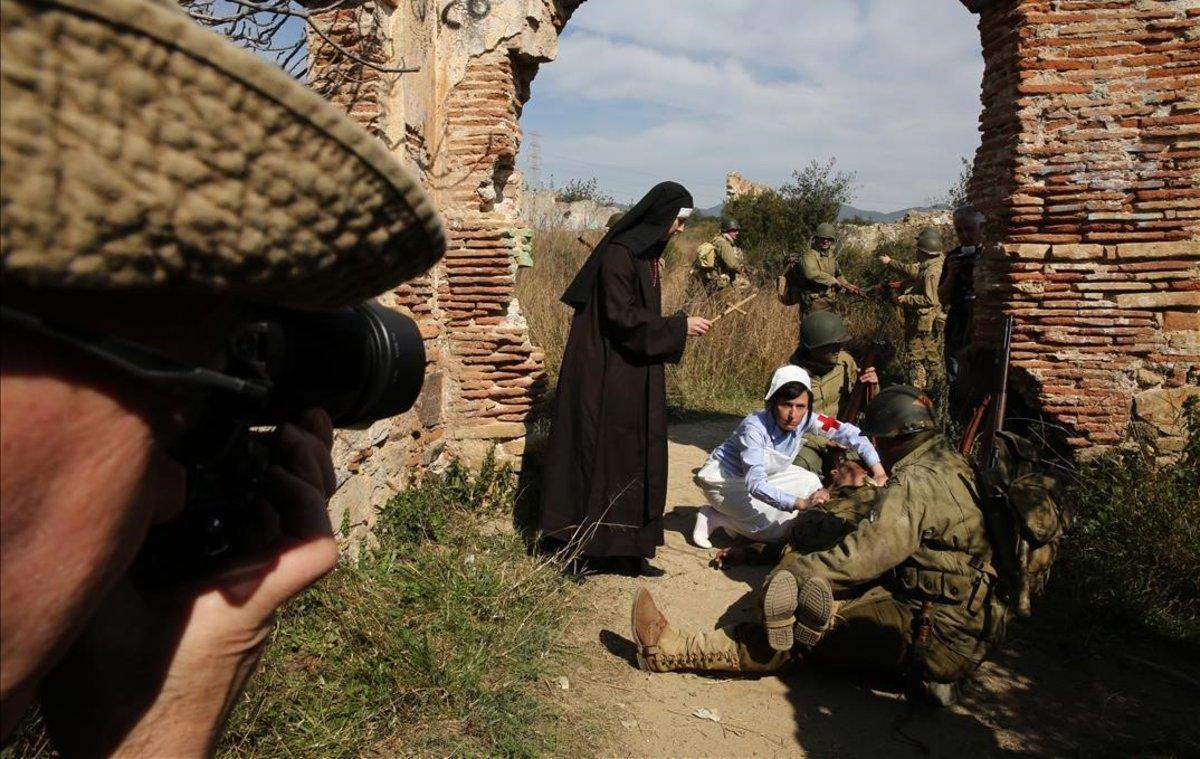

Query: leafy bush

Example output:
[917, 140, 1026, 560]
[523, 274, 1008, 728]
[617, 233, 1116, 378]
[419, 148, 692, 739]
[1057, 399, 1200, 646]
[554, 177, 614, 206]
[724, 158, 855, 282]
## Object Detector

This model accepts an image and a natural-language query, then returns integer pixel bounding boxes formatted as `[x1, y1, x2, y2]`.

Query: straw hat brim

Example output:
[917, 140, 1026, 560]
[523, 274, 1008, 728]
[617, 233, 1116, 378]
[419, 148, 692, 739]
[1, 0, 445, 309]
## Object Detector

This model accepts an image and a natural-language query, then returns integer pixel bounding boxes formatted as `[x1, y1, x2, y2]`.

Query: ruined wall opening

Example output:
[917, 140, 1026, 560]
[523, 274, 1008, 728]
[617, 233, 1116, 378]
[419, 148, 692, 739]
[307, 0, 1198, 542]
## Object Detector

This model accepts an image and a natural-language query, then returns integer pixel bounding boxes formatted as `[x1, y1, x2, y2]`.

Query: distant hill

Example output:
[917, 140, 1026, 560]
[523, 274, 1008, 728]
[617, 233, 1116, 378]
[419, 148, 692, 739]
[698, 202, 948, 223]
[838, 204, 949, 223]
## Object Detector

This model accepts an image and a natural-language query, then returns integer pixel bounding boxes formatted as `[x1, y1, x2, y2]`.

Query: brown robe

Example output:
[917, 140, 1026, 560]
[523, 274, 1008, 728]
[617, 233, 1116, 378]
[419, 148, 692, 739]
[539, 243, 688, 558]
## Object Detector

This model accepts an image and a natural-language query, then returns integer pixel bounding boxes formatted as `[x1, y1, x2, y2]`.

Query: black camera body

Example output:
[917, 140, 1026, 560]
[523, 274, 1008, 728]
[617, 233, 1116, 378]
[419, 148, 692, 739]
[137, 302, 427, 585]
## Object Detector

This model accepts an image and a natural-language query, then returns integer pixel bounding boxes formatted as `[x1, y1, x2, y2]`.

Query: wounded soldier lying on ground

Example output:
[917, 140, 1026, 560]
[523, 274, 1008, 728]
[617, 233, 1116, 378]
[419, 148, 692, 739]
[691, 365, 886, 548]
[709, 459, 880, 569]
[635, 386, 1009, 707]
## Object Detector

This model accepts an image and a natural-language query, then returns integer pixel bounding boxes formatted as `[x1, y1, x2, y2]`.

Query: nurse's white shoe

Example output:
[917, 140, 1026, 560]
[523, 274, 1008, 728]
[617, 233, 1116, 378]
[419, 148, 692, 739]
[692, 506, 722, 548]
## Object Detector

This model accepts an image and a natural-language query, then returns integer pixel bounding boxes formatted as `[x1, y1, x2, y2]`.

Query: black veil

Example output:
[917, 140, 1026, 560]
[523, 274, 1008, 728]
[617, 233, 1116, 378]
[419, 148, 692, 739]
[560, 181, 693, 309]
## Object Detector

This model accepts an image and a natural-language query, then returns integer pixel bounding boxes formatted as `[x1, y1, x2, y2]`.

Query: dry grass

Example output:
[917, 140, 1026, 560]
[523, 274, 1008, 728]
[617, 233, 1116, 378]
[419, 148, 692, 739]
[516, 221, 912, 414]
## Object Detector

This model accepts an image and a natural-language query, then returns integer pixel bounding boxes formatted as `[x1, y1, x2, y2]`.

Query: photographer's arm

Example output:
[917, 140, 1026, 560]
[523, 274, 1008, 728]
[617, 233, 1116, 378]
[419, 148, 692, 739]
[38, 409, 339, 758]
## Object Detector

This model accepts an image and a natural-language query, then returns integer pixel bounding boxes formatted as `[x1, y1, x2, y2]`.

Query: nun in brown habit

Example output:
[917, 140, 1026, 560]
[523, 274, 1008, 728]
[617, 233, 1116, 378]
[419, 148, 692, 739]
[539, 181, 711, 576]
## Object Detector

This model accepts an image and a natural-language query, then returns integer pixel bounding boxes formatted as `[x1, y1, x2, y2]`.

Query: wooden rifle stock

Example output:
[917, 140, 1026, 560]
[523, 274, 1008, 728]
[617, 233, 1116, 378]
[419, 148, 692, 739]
[968, 315, 1033, 616]
[978, 315, 1014, 468]
[958, 395, 991, 455]
[840, 341, 883, 425]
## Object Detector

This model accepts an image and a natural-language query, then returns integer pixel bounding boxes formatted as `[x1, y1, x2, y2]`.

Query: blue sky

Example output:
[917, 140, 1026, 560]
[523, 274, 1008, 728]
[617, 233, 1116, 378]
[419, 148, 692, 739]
[518, 0, 985, 211]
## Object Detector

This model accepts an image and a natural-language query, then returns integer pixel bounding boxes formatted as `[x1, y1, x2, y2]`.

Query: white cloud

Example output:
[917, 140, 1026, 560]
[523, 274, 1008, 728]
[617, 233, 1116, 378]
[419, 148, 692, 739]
[520, 0, 984, 211]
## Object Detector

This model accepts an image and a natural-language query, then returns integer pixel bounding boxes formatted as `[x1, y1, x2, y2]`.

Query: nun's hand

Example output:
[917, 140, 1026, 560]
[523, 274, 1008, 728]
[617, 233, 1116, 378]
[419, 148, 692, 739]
[687, 317, 712, 336]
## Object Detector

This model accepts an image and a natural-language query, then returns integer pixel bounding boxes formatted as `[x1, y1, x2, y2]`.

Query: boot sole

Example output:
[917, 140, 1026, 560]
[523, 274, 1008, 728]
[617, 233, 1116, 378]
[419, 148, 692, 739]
[793, 576, 834, 648]
[763, 571, 798, 651]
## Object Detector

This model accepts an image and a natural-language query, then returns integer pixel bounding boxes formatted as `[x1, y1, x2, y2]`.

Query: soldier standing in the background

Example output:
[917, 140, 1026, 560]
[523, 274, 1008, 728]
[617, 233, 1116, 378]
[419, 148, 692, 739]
[939, 204, 985, 421]
[787, 311, 878, 475]
[879, 228, 946, 391]
[778, 223, 859, 325]
[577, 211, 625, 252]
[691, 218, 745, 297]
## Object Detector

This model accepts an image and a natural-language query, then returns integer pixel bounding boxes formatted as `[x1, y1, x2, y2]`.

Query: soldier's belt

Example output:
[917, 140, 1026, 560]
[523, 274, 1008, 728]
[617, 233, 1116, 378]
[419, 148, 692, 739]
[890, 566, 985, 607]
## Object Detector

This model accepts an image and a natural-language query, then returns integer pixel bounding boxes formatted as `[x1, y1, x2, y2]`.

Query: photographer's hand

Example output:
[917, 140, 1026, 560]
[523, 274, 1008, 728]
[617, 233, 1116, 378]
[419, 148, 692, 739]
[38, 409, 340, 758]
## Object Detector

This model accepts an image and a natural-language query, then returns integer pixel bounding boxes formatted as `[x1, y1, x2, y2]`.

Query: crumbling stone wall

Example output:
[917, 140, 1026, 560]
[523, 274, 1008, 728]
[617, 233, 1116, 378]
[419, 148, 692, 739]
[307, 0, 581, 550]
[308, 0, 1197, 542]
[725, 170, 772, 202]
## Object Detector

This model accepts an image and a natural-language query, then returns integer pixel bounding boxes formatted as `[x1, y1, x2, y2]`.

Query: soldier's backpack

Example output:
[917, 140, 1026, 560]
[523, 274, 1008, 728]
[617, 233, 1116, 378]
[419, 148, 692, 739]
[696, 241, 718, 269]
[976, 431, 1075, 618]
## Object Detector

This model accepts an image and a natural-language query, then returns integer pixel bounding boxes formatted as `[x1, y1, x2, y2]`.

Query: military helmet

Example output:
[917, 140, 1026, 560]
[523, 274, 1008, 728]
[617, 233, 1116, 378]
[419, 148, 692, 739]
[916, 227, 945, 255]
[861, 385, 938, 438]
[606, 211, 624, 228]
[721, 218, 740, 233]
[800, 310, 849, 350]
[814, 222, 837, 240]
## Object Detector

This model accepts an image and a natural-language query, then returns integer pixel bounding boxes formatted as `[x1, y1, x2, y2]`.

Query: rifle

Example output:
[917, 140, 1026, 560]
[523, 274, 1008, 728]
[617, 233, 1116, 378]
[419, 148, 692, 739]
[823, 340, 884, 475]
[977, 314, 1013, 469]
[961, 315, 1035, 616]
[839, 340, 884, 426]
[844, 280, 903, 302]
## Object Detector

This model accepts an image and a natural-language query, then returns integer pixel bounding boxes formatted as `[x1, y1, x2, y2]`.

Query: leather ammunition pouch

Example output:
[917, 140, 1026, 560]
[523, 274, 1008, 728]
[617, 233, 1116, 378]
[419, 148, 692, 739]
[892, 565, 991, 613]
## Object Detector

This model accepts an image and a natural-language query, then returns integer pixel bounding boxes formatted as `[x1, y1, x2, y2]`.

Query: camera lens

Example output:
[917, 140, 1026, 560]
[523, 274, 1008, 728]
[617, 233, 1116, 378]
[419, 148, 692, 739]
[341, 302, 426, 426]
[245, 303, 426, 428]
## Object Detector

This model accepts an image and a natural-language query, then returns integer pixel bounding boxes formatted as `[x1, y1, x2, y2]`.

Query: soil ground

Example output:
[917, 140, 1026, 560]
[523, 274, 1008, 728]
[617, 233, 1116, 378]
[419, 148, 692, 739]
[556, 417, 1200, 758]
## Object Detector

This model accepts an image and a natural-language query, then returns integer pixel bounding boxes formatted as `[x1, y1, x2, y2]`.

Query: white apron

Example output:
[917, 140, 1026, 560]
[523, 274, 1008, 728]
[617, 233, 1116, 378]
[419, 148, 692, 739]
[694, 446, 823, 542]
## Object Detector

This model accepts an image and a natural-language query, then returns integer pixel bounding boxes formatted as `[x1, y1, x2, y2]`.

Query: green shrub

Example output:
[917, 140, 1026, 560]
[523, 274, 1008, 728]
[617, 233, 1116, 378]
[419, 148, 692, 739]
[554, 177, 614, 206]
[725, 158, 855, 282]
[1058, 399, 1200, 646]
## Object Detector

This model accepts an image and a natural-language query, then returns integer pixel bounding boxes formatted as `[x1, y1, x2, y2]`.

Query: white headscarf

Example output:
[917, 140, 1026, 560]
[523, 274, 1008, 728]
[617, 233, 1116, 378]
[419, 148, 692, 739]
[764, 364, 812, 401]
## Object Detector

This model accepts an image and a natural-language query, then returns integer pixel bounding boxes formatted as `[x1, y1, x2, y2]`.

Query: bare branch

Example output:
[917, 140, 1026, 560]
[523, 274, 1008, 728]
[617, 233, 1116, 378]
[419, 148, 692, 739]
[177, 0, 419, 79]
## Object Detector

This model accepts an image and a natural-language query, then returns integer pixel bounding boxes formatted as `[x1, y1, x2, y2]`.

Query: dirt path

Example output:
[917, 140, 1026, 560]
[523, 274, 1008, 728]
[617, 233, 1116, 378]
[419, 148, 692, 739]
[558, 418, 1200, 758]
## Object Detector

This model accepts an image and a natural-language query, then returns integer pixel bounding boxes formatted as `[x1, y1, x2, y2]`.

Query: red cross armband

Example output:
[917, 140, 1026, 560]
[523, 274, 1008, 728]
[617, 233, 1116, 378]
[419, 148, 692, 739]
[817, 414, 841, 432]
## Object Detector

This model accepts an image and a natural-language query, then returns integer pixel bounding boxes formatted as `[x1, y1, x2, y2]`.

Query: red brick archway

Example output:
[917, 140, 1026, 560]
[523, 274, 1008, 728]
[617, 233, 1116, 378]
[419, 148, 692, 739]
[309, 0, 1198, 540]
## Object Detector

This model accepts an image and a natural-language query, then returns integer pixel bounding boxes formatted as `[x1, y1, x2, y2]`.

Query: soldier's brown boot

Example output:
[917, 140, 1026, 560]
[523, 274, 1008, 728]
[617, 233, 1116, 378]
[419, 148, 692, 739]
[762, 572, 835, 651]
[630, 589, 741, 673]
[631, 588, 670, 671]
[762, 570, 798, 651]
[793, 575, 835, 648]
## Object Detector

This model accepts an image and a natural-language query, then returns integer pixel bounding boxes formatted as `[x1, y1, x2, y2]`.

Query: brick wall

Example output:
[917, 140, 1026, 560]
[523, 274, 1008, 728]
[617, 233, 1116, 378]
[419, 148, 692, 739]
[965, 0, 1199, 453]
[435, 48, 547, 461]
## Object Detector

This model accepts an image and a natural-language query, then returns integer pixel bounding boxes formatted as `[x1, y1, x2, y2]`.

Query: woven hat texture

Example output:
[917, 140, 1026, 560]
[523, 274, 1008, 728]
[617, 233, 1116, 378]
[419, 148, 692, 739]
[0, 0, 445, 308]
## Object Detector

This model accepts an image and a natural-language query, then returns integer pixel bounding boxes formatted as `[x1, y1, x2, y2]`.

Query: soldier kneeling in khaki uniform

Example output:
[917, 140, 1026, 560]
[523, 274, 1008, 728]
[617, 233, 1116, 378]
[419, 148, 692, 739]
[787, 311, 879, 476]
[631, 386, 1007, 705]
